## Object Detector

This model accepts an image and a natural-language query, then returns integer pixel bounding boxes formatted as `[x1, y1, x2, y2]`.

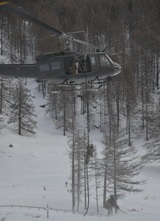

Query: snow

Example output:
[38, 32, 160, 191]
[0, 79, 160, 221]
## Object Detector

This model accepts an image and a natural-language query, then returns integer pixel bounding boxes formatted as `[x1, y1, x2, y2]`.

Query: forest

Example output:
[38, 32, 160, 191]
[0, 0, 160, 213]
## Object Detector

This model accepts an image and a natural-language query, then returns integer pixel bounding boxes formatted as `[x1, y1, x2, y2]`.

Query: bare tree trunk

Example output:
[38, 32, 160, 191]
[42, 81, 46, 98]
[0, 14, 4, 56]
[113, 143, 118, 214]
[126, 107, 131, 146]
[63, 100, 66, 136]
[103, 161, 107, 207]
[145, 101, 149, 141]
[18, 81, 22, 135]
[0, 78, 3, 114]
[141, 86, 145, 128]
[83, 139, 87, 210]
[155, 50, 159, 89]
[76, 142, 81, 212]
[94, 153, 99, 213]
[71, 118, 75, 212]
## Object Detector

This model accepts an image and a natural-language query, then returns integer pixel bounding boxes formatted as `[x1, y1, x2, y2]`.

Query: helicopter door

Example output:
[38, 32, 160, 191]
[98, 54, 113, 74]
[39, 62, 50, 73]
[89, 55, 99, 73]
[64, 57, 75, 75]
[50, 58, 64, 75]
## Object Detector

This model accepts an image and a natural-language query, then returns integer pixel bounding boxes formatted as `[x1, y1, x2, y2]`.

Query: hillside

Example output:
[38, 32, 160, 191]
[0, 79, 159, 221]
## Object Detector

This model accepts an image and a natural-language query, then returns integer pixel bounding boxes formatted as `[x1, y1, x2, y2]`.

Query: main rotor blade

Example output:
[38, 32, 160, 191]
[71, 37, 98, 50]
[0, 1, 99, 50]
[0, 1, 63, 37]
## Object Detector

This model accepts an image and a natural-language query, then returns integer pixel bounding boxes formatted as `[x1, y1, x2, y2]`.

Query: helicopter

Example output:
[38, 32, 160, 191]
[0, 1, 121, 85]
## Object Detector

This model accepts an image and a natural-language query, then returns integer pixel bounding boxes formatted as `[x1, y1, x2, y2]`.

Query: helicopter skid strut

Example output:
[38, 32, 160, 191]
[88, 76, 110, 86]
[59, 79, 84, 87]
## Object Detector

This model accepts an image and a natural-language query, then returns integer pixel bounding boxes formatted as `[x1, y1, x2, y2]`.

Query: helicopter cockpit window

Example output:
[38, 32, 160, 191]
[99, 55, 111, 67]
[51, 60, 61, 70]
[39, 63, 50, 71]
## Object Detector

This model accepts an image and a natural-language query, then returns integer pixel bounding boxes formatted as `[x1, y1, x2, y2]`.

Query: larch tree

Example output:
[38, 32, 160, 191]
[8, 80, 37, 135]
[143, 96, 160, 162]
[0, 77, 12, 115]
[46, 86, 60, 121]
[102, 131, 144, 205]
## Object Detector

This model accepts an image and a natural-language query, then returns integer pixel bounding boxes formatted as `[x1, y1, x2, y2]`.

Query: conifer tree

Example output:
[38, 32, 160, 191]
[8, 80, 37, 135]
[0, 77, 12, 115]
[143, 97, 160, 162]
[102, 131, 144, 204]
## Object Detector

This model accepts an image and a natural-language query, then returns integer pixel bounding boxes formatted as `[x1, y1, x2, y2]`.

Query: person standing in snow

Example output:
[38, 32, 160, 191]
[85, 144, 94, 164]
[105, 195, 119, 216]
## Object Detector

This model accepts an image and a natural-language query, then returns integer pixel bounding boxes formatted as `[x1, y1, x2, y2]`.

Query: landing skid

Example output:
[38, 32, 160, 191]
[59, 79, 84, 87]
[59, 76, 111, 87]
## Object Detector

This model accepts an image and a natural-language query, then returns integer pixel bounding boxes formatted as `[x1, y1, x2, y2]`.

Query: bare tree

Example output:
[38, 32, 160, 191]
[143, 97, 160, 162]
[0, 78, 12, 115]
[102, 131, 144, 204]
[9, 80, 37, 135]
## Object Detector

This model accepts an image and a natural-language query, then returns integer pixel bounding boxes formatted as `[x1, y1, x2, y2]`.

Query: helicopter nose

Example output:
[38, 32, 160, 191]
[113, 62, 121, 76]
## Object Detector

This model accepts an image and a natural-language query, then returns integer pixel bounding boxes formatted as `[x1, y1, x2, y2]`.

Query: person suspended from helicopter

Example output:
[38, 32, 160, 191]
[105, 195, 119, 216]
[85, 144, 95, 165]
[69, 57, 79, 75]
[74, 59, 79, 74]
[78, 55, 91, 73]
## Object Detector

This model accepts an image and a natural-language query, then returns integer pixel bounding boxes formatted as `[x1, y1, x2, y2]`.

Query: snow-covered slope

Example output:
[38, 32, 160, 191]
[0, 79, 160, 221]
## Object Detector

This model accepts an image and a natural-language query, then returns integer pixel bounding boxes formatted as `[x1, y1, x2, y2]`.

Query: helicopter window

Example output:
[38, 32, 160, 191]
[39, 63, 50, 71]
[64, 57, 74, 75]
[99, 55, 111, 67]
[90, 56, 96, 65]
[51, 60, 61, 70]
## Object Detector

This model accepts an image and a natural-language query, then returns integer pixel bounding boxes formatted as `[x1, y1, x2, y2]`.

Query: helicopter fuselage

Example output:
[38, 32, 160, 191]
[37, 51, 121, 83]
[0, 51, 121, 84]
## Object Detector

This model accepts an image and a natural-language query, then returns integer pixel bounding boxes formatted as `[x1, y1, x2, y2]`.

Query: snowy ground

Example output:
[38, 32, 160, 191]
[0, 79, 160, 221]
